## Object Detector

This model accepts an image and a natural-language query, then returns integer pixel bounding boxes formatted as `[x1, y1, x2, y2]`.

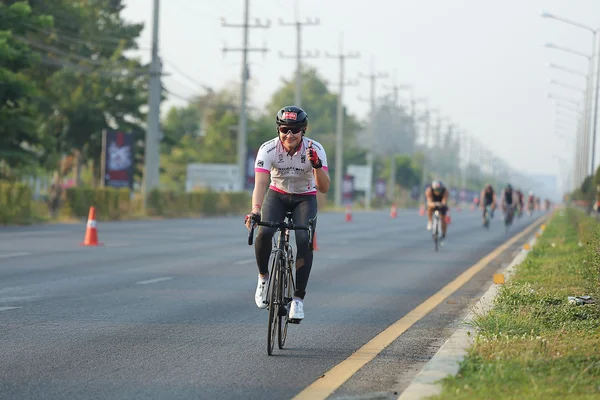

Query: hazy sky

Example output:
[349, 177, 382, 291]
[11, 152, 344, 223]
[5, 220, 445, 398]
[121, 0, 600, 186]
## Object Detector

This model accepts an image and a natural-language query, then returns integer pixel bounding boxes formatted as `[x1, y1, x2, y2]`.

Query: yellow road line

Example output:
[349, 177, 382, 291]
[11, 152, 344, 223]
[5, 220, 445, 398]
[292, 214, 549, 400]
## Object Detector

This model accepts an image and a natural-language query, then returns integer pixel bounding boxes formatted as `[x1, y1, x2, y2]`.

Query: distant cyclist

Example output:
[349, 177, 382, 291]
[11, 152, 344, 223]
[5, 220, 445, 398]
[245, 106, 330, 321]
[480, 184, 497, 225]
[515, 188, 524, 218]
[425, 180, 449, 241]
[527, 191, 535, 215]
[501, 184, 516, 223]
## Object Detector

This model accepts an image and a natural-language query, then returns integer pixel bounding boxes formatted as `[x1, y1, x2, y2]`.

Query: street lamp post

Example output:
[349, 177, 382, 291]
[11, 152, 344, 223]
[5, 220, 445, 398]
[549, 90, 587, 184]
[543, 11, 600, 178]
[552, 101, 583, 186]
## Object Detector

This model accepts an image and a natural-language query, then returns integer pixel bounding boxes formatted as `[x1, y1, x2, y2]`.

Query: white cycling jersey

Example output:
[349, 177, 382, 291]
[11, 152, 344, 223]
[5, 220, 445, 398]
[254, 136, 328, 195]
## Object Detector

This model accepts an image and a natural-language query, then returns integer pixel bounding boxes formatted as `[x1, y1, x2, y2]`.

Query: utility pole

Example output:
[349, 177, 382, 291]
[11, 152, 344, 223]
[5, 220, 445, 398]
[359, 59, 387, 208]
[279, 3, 319, 107]
[325, 35, 360, 209]
[222, 0, 270, 191]
[383, 78, 413, 202]
[143, 0, 161, 207]
[431, 114, 442, 179]
[419, 107, 438, 203]
[462, 130, 471, 191]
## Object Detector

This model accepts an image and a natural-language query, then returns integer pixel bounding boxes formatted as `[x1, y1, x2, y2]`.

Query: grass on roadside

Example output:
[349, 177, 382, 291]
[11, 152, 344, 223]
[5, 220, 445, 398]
[432, 208, 600, 400]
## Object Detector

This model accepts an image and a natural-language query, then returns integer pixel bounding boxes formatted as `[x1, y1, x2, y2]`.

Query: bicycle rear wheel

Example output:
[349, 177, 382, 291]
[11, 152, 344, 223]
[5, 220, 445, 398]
[278, 262, 294, 349]
[267, 252, 282, 356]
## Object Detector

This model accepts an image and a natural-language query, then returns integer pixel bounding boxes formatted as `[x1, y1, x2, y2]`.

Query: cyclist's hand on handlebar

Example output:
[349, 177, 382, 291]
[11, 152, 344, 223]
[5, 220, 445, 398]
[244, 212, 261, 231]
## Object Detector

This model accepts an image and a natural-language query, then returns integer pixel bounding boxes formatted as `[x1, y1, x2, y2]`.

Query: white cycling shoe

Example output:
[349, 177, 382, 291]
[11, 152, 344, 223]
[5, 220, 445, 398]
[288, 299, 304, 320]
[254, 278, 268, 309]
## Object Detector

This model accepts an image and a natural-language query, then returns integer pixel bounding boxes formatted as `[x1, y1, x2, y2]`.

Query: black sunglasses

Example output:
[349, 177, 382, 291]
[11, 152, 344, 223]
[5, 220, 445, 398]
[278, 126, 303, 134]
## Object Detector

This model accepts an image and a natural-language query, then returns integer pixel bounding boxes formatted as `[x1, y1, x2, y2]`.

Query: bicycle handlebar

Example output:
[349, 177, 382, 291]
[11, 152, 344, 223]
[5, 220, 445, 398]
[247, 219, 314, 246]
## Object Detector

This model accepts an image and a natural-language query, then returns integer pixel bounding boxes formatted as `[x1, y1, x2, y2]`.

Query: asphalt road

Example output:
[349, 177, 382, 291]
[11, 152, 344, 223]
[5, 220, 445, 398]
[0, 207, 546, 399]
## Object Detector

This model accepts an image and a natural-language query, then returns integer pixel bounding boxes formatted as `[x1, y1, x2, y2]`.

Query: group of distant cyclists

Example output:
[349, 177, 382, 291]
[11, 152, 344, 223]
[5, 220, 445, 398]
[477, 184, 547, 227]
[243, 104, 550, 323]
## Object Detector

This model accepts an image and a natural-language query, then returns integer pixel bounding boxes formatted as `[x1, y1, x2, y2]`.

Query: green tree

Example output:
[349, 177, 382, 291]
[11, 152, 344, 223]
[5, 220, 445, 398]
[16, 0, 148, 184]
[159, 135, 202, 191]
[159, 88, 242, 189]
[0, 2, 52, 179]
[161, 104, 202, 153]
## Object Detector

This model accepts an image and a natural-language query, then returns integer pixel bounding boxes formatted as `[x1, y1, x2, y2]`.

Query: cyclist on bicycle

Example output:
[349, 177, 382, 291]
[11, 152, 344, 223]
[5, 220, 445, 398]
[527, 191, 535, 214]
[501, 184, 516, 221]
[480, 184, 496, 224]
[425, 180, 449, 239]
[244, 106, 329, 321]
[515, 188, 524, 217]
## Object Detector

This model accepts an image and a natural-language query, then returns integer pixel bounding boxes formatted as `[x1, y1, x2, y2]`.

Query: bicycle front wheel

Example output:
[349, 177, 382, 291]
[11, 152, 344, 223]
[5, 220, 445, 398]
[433, 218, 439, 252]
[267, 252, 282, 356]
[278, 261, 295, 349]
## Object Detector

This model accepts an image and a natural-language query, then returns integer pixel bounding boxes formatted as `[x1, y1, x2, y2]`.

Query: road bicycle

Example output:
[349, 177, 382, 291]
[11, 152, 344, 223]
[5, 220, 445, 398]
[248, 211, 314, 356]
[430, 202, 444, 252]
[504, 204, 515, 233]
[483, 204, 492, 229]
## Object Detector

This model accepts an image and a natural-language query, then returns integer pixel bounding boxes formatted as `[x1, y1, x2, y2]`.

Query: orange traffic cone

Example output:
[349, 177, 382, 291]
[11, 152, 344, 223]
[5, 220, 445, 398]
[419, 203, 425, 216]
[313, 232, 320, 251]
[390, 203, 397, 218]
[80, 206, 102, 246]
[345, 204, 353, 222]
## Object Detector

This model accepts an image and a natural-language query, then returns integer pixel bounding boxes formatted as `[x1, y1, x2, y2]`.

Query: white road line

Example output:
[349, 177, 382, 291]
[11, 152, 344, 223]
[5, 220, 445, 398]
[0, 252, 31, 259]
[135, 277, 174, 285]
[0, 307, 20, 312]
[234, 259, 255, 265]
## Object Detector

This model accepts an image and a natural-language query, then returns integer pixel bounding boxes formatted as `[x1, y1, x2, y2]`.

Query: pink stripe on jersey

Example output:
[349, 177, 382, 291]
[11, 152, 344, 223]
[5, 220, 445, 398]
[269, 185, 317, 196]
[254, 168, 270, 174]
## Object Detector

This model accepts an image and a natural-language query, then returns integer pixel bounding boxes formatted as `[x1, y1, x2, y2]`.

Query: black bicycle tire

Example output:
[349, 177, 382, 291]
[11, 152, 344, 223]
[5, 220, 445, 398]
[278, 261, 292, 349]
[267, 252, 281, 356]
[433, 216, 439, 252]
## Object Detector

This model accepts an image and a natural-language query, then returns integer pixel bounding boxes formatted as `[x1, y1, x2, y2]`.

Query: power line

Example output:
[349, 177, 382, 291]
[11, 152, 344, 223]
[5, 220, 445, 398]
[164, 88, 195, 103]
[169, 0, 222, 19]
[19, 15, 149, 50]
[20, 21, 150, 51]
[161, 57, 212, 93]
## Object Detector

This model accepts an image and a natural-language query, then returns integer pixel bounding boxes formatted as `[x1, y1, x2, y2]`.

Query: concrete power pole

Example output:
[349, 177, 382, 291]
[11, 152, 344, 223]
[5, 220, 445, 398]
[325, 36, 360, 209]
[222, 0, 270, 191]
[383, 79, 413, 201]
[143, 0, 161, 206]
[419, 107, 438, 203]
[462, 131, 471, 191]
[359, 59, 387, 208]
[431, 114, 442, 179]
[279, 5, 319, 108]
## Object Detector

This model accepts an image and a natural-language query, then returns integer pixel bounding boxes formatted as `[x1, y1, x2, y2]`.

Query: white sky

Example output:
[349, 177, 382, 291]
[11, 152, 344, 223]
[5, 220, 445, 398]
[121, 0, 600, 187]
